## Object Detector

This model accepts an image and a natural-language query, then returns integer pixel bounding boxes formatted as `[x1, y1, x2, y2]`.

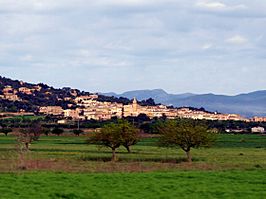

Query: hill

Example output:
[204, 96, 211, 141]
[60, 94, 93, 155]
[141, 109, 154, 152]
[0, 76, 155, 113]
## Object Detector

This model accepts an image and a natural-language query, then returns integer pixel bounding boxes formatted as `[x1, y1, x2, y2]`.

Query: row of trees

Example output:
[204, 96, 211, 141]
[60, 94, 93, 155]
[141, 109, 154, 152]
[9, 119, 216, 163]
[0, 126, 84, 137]
[88, 119, 217, 162]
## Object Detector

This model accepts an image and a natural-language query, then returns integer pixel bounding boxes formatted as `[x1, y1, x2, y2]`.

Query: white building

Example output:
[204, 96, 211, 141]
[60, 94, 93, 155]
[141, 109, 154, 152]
[251, 127, 265, 134]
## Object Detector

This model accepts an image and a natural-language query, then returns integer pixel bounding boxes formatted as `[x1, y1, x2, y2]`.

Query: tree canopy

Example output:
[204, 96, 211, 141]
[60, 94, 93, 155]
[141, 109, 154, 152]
[88, 120, 140, 161]
[158, 119, 217, 162]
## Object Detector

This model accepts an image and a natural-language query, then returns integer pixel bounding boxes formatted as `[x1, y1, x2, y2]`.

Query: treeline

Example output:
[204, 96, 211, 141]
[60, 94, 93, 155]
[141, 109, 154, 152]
[1, 114, 265, 134]
[97, 94, 157, 106]
[9, 119, 216, 163]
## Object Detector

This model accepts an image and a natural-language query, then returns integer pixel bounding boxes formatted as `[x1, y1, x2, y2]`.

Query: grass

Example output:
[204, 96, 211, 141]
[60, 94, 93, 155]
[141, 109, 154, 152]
[0, 133, 265, 198]
[0, 170, 265, 199]
[0, 134, 265, 172]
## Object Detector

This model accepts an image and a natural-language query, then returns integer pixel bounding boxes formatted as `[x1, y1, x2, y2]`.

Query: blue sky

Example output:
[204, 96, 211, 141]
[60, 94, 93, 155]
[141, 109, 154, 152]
[0, 0, 266, 95]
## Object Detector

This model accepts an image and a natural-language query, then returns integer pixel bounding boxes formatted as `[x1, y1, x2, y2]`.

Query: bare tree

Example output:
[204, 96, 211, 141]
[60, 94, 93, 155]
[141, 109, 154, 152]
[18, 123, 41, 151]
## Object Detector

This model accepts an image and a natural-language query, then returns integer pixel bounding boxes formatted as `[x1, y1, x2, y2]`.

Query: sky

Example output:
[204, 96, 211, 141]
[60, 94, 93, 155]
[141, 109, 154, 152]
[0, 0, 266, 95]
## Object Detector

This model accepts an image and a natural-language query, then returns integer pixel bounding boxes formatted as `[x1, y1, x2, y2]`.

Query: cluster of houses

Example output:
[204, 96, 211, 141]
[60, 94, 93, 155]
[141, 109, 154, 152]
[38, 94, 249, 122]
[1, 84, 266, 134]
[0, 83, 42, 102]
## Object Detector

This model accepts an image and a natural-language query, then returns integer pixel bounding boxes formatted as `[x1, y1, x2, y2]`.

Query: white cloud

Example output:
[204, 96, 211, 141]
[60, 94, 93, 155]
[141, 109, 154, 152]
[226, 35, 248, 45]
[196, 1, 226, 9]
[195, 0, 247, 11]
[202, 43, 213, 50]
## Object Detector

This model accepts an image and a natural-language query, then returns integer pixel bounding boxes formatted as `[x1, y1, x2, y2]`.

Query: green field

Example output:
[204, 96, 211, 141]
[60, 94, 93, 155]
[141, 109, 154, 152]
[0, 171, 265, 199]
[0, 134, 265, 198]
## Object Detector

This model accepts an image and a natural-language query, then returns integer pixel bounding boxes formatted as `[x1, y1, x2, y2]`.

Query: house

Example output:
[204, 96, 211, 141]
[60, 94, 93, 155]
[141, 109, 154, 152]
[39, 106, 64, 116]
[251, 127, 265, 134]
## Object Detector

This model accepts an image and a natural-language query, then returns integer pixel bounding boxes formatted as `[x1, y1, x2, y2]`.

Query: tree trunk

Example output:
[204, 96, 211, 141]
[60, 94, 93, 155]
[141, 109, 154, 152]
[25, 142, 29, 151]
[125, 145, 131, 153]
[186, 150, 192, 163]
[112, 148, 117, 162]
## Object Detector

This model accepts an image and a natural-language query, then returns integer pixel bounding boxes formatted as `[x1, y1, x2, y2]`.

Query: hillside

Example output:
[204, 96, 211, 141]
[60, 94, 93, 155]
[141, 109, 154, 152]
[0, 76, 155, 113]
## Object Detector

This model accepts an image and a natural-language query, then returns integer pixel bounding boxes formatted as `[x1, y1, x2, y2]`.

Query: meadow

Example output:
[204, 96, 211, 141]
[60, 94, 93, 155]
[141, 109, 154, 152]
[0, 133, 265, 198]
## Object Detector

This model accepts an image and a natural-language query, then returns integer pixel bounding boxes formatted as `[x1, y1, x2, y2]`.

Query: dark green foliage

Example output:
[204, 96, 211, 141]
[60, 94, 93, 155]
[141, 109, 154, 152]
[72, 129, 83, 136]
[0, 128, 12, 136]
[51, 128, 64, 136]
[41, 128, 51, 136]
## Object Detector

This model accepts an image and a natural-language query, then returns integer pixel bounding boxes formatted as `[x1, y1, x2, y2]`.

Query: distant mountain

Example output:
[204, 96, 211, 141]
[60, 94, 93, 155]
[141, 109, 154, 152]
[103, 89, 266, 117]
[103, 89, 195, 105]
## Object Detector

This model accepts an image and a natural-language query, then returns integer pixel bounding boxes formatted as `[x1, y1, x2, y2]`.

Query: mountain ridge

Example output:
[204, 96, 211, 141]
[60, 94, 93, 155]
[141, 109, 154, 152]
[103, 89, 266, 117]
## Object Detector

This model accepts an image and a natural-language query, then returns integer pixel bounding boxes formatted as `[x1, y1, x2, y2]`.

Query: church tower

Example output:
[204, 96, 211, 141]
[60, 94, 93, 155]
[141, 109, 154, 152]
[132, 97, 138, 112]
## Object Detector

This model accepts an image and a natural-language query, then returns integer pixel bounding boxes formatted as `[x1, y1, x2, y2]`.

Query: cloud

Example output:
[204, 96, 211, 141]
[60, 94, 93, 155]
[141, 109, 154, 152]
[226, 35, 248, 45]
[196, 1, 226, 9]
[202, 43, 213, 50]
[0, 0, 266, 94]
[195, 0, 247, 13]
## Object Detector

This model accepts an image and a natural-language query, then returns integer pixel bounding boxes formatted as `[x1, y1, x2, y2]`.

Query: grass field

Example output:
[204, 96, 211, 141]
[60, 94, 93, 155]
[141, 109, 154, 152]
[0, 170, 265, 199]
[0, 133, 265, 198]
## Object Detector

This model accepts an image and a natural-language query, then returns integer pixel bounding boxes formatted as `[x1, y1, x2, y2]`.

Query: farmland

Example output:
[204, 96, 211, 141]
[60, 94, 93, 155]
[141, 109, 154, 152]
[0, 134, 265, 198]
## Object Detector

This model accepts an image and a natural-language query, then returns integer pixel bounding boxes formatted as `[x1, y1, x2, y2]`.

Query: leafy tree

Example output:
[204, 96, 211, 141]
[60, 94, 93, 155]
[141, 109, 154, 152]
[88, 120, 140, 160]
[158, 119, 217, 162]
[88, 123, 122, 161]
[118, 120, 140, 153]
[0, 128, 12, 136]
[51, 128, 64, 136]
[72, 129, 83, 136]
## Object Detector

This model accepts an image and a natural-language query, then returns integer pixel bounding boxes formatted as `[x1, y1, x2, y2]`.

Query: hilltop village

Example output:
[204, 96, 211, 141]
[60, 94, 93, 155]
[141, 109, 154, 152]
[39, 95, 248, 121]
[0, 77, 266, 123]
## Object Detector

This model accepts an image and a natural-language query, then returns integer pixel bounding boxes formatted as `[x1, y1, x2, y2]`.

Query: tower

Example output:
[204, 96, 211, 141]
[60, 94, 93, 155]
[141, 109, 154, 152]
[132, 97, 138, 112]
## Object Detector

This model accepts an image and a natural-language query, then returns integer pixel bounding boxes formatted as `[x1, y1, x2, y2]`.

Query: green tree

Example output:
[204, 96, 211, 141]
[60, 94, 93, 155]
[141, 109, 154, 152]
[51, 128, 64, 136]
[118, 120, 140, 153]
[72, 129, 83, 136]
[0, 128, 12, 136]
[42, 128, 51, 136]
[158, 119, 217, 162]
[88, 123, 122, 161]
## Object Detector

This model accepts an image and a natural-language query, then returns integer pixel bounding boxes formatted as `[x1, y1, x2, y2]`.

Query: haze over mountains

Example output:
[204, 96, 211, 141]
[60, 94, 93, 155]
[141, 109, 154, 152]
[104, 89, 266, 118]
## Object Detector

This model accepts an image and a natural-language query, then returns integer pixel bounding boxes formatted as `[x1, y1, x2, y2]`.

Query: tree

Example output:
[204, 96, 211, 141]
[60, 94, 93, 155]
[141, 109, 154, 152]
[158, 119, 217, 162]
[118, 120, 140, 153]
[88, 123, 122, 161]
[42, 128, 51, 136]
[51, 128, 64, 136]
[0, 128, 12, 136]
[72, 129, 83, 136]
[18, 124, 42, 151]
